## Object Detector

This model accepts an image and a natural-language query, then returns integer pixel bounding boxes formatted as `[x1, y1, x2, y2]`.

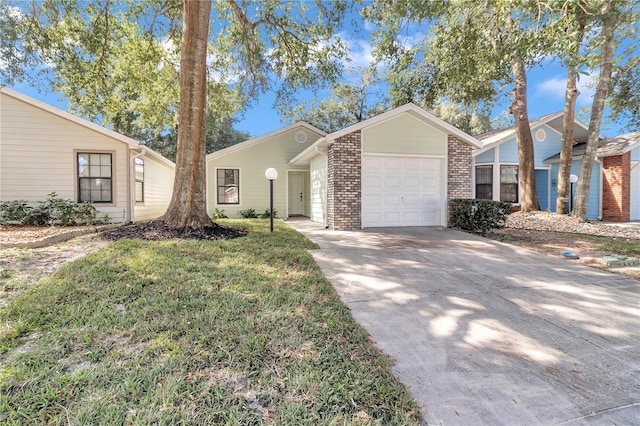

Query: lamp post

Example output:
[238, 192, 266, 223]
[569, 174, 578, 213]
[265, 168, 278, 232]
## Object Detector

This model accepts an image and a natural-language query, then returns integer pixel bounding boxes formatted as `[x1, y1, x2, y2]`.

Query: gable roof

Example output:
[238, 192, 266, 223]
[206, 121, 326, 160]
[326, 103, 482, 147]
[289, 103, 482, 166]
[0, 86, 141, 149]
[543, 141, 610, 163]
[139, 146, 176, 168]
[543, 131, 640, 163]
[475, 111, 594, 151]
[595, 131, 640, 157]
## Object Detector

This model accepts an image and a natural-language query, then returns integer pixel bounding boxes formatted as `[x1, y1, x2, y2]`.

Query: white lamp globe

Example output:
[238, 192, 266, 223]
[265, 168, 278, 180]
[569, 174, 578, 184]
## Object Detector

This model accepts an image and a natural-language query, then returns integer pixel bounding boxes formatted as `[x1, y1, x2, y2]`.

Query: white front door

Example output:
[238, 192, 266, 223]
[362, 155, 444, 227]
[631, 162, 640, 221]
[288, 173, 305, 216]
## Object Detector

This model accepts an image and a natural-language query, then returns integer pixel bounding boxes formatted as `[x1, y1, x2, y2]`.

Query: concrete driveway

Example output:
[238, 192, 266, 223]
[287, 220, 640, 425]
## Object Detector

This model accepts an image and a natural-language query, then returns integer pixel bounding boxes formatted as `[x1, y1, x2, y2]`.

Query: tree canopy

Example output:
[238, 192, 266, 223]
[276, 66, 389, 133]
[0, 0, 348, 141]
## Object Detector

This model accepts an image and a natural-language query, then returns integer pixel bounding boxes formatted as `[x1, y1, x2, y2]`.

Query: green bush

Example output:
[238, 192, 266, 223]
[238, 208, 258, 219]
[0, 200, 31, 224]
[449, 198, 512, 233]
[0, 192, 108, 226]
[259, 208, 278, 219]
[212, 208, 228, 219]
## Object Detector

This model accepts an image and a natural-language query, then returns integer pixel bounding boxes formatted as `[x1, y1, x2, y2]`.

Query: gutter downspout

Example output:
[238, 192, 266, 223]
[595, 157, 603, 220]
[129, 149, 145, 223]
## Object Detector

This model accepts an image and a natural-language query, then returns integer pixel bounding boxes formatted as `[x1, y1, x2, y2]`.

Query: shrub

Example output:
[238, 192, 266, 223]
[0, 200, 31, 224]
[449, 198, 512, 233]
[238, 208, 258, 219]
[259, 208, 278, 219]
[212, 208, 228, 219]
[0, 193, 108, 226]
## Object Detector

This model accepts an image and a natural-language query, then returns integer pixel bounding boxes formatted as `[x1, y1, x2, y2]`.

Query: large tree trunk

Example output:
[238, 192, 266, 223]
[556, 66, 579, 214]
[557, 11, 586, 215]
[510, 60, 539, 212]
[574, 14, 615, 220]
[162, 0, 212, 228]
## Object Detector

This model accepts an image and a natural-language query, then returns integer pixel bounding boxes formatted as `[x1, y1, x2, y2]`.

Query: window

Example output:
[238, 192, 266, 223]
[78, 153, 112, 203]
[135, 158, 144, 203]
[475, 165, 493, 200]
[217, 168, 239, 204]
[500, 165, 518, 203]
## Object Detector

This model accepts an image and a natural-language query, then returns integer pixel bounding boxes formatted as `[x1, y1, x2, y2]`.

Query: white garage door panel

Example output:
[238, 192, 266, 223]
[362, 155, 444, 227]
[631, 163, 640, 221]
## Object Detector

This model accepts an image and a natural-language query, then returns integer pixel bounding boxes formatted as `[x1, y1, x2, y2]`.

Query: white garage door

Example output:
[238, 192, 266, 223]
[631, 162, 640, 221]
[362, 155, 444, 227]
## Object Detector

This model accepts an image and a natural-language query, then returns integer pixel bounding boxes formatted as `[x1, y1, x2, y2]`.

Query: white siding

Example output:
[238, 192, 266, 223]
[631, 161, 640, 221]
[309, 154, 327, 225]
[133, 154, 175, 222]
[1, 92, 130, 222]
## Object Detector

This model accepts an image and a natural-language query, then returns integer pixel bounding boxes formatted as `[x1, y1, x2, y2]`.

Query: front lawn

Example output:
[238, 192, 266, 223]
[0, 220, 421, 425]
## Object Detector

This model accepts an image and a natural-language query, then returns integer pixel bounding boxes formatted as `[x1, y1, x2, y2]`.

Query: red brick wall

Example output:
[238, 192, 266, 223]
[327, 131, 361, 230]
[602, 152, 630, 222]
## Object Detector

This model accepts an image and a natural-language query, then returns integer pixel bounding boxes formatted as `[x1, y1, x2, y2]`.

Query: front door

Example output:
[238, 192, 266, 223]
[288, 173, 304, 216]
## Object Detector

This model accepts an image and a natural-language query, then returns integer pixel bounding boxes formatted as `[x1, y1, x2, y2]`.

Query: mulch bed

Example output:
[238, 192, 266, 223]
[102, 220, 247, 242]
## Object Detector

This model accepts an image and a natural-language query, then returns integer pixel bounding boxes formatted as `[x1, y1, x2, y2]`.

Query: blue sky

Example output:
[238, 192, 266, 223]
[8, 6, 634, 140]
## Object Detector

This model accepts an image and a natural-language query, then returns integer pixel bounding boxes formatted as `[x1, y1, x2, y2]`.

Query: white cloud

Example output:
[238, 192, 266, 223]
[535, 71, 597, 107]
[346, 38, 374, 69]
[536, 76, 566, 97]
[363, 20, 376, 33]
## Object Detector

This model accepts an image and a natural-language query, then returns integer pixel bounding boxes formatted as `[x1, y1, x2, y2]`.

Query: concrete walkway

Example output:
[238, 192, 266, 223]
[287, 220, 640, 425]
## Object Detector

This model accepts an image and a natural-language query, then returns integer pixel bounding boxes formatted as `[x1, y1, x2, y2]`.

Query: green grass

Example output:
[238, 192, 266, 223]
[577, 234, 640, 256]
[0, 220, 421, 425]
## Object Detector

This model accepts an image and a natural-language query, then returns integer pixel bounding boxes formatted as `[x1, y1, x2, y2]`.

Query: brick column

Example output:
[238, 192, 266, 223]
[327, 131, 361, 230]
[602, 153, 630, 222]
[447, 135, 473, 225]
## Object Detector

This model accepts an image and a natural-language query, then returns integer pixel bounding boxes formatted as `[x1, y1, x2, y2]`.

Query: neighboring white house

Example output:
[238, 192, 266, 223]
[208, 103, 481, 230]
[0, 87, 174, 223]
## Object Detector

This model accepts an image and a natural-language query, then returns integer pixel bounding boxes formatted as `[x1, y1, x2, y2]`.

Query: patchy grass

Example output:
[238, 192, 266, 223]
[577, 234, 640, 256]
[0, 248, 46, 308]
[0, 220, 421, 425]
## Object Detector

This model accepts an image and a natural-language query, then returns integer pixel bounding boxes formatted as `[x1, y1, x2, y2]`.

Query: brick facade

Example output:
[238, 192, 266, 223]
[602, 152, 630, 222]
[447, 135, 473, 200]
[327, 131, 362, 230]
[326, 131, 473, 230]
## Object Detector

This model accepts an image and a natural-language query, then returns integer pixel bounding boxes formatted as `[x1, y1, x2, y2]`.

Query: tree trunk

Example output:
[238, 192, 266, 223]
[556, 66, 579, 214]
[161, 0, 212, 228]
[557, 11, 586, 215]
[574, 14, 616, 220]
[510, 59, 539, 212]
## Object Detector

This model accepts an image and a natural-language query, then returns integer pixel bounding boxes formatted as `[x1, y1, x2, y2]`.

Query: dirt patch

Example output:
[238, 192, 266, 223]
[484, 212, 640, 280]
[0, 233, 111, 306]
[0, 225, 100, 246]
[101, 220, 247, 241]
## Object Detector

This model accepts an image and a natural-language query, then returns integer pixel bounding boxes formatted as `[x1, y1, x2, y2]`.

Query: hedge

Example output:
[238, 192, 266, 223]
[449, 198, 513, 233]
